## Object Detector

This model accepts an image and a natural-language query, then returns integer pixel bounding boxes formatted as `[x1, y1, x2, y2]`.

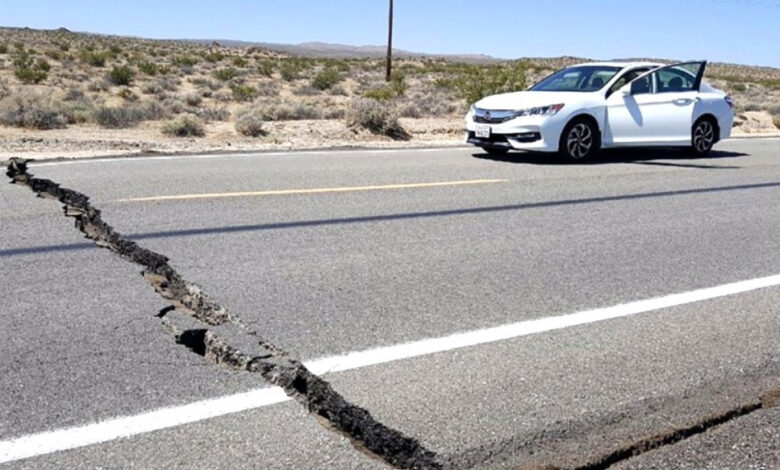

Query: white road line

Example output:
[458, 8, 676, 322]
[28, 147, 471, 167]
[2, 273, 780, 464]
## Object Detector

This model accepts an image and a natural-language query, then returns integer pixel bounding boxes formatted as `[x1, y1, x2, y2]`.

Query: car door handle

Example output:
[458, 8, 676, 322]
[673, 98, 693, 105]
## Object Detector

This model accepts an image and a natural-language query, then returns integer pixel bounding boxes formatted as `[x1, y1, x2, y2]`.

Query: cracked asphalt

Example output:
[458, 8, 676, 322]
[1, 140, 779, 469]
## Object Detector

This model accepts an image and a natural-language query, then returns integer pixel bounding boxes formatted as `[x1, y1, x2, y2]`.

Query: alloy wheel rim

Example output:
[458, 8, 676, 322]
[693, 121, 714, 152]
[567, 123, 593, 158]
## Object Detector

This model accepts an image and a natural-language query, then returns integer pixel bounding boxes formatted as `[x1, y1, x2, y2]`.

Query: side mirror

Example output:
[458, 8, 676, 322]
[621, 84, 632, 96]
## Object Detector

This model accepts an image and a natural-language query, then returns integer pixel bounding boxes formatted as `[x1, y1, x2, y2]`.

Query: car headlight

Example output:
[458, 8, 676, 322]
[513, 103, 565, 118]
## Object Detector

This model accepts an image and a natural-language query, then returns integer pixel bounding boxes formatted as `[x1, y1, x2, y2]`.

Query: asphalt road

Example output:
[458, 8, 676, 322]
[1, 140, 779, 469]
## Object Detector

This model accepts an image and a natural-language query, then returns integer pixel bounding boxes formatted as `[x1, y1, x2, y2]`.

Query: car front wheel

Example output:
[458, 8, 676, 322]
[690, 118, 716, 156]
[559, 119, 599, 162]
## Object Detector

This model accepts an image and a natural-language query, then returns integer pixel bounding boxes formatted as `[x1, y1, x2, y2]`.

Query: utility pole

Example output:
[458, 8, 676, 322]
[385, 0, 393, 82]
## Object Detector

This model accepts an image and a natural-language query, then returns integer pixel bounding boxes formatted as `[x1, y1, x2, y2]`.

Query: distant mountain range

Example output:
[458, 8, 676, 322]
[181, 39, 502, 63]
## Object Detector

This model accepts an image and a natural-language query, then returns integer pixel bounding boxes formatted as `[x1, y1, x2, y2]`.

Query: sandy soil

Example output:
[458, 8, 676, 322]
[1, 115, 777, 164]
[0, 118, 467, 162]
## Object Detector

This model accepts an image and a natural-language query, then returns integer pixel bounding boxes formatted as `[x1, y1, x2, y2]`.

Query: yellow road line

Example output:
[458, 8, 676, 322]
[118, 179, 509, 202]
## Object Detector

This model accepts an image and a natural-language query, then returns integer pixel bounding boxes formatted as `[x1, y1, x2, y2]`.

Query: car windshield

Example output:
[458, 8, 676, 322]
[530, 66, 622, 92]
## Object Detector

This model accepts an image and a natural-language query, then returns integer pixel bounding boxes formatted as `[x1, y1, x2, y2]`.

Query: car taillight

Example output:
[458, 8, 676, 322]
[724, 96, 734, 109]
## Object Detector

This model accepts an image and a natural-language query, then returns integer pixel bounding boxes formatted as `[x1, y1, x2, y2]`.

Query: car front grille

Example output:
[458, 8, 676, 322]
[473, 108, 515, 124]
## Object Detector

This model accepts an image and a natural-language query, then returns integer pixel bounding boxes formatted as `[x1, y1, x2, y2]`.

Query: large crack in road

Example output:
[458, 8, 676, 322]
[5, 158, 444, 470]
[6, 157, 778, 470]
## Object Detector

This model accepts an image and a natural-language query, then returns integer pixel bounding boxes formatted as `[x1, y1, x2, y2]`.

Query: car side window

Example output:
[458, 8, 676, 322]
[608, 68, 650, 96]
[654, 68, 695, 93]
[630, 74, 652, 95]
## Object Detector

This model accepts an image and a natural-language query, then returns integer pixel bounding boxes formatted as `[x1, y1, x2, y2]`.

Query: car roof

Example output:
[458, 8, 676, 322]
[570, 61, 665, 69]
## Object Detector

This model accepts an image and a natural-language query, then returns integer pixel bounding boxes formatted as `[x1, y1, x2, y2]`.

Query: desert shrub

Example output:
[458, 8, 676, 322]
[312, 67, 342, 90]
[729, 82, 747, 93]
[0, 80, 9, 100]
[0, 43, 7, 54]
[45, 49, 62, 60]
[138, 61, 158, 75]
[80, 50, 107, 67]
[172, 55, 198, 67]
[61, 96, 95, 124]
[107, 65, 134, 85]
[329, 84, 348, 96]
[13, 52, 49, 84]
[194, 106, 230, 122]
[202, 51, 225, 63]
[92, 102, 165, 128]
[452, 62, 527, 104]
[184, 93, 202, 106]
[213, 67, 239, 81]
[190, 76, 221, 91]
[142, 76, 179, 94]
[161, 115, 205, 137]
[141, 82, 164, 95]
[293, 85, 320, 96]
[255, 103, 321, 120]
[232, 56, 248, 67]
[363, 72, 406, 100]
[363, 86, 397, 101]
[234, 109, 265, 136]
[0, 92, 67, 129]
[256, 80, 281, 97]
[279, 61, 300, 81]
[257, 59, 275, 77]
[87, 79, 111, 92]
[117, 88, 138, 101]
[345, 98, 407, 139]
[107, 44, 122, 58]
[400, 89, 459, 117]
[774, 116, 780, 130]
[161, 97, 187, 114]
[230, 84, 257, 101]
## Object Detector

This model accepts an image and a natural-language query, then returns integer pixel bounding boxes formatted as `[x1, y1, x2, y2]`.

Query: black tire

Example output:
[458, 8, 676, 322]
[689, 117, 717, 157]
[559, 118, 600, 162]
[485, 147, 510, 156]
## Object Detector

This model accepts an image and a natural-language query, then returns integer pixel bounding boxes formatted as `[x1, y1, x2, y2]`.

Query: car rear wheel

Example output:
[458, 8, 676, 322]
[559, 119, 599, 162]
[689, 118, 716, 157]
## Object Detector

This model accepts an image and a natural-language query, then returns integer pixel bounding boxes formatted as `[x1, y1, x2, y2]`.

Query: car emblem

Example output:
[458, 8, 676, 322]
[484, 111, 491, 119]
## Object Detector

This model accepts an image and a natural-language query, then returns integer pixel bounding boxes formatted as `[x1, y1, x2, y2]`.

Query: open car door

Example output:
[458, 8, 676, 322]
[604, 61, 707, 146]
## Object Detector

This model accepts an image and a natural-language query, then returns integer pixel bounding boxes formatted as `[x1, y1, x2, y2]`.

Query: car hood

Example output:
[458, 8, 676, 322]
[475, 91, 591, 110]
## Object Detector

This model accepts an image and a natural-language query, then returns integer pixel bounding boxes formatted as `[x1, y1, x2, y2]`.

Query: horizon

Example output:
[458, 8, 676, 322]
[2, 0, 780, 68]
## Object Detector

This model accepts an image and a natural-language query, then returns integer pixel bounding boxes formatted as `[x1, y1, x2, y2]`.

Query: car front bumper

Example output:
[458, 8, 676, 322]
[464, 114, 565, 153]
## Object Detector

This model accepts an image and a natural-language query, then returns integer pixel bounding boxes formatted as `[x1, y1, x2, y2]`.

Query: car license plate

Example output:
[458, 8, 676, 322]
[475, 125, 491, 138]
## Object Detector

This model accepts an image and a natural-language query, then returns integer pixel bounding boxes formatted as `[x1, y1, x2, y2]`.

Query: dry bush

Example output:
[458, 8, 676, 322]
[184, 93, 202, 107]
[329, 84, 348, 96]
[774, 116, 780, 130]
[0, 91, 67, 129]
[345, 98, 407, 139]
[92, 102, 166, 128]
[193, 106, 229, 122]
[106, 65, 134, 86]
[293, 85, 320, 96]
[234, 108, 265, 136]
[254, 102, 321, 120]
[230, 84, 257, 101]
[161, 114, 205, 137]
[400, 88, 460, 117]
[87, 80, 110, 92]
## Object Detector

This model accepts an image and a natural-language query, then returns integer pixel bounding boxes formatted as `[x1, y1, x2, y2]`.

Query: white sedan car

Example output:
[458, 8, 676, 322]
[465, 61, 734, 161]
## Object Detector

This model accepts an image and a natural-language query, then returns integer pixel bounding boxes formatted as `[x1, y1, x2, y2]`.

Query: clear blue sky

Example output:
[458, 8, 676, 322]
[3, 0, 779, 67]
